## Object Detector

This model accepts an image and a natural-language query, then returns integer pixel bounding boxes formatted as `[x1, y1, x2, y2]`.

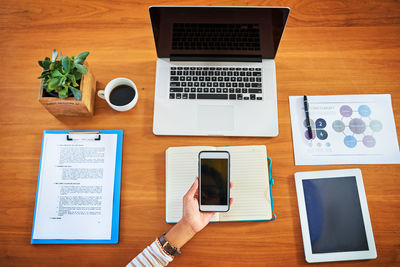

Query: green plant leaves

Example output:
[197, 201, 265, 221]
[58, 87, 68, 99]
[69, 86, 82, 100]
[73, 71, 82, 81]
[42, 59, 51, 70]
[39, 50, 90, 100]
[75, 63, 88, 74]
[74, 51, 89, 64]
[37, 70, 50, 79]
[48, 78, 60, 90]
[51, 49, 58, 62]
[51, 69, 62, 78]
[59, 76, 67, 86]
[62, 56, 71, 74]
[67, 74, 79, 87]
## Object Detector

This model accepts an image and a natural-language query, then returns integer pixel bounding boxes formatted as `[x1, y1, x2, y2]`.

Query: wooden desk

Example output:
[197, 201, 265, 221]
[0, 0, 399, 266]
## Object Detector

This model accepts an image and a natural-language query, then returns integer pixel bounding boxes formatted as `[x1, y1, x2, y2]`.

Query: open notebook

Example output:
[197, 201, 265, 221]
[165, 145, 273, 223]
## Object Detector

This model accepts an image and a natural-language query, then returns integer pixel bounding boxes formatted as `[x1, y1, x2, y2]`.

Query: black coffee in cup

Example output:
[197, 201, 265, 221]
[109, 85, 136, 106]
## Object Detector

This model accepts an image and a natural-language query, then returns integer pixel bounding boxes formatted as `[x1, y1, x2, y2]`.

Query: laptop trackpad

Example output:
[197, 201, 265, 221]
[198, 105, 234, 132]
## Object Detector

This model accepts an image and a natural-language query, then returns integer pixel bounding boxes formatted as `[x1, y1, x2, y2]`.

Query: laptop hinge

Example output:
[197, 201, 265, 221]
[170, 54, 262, 62]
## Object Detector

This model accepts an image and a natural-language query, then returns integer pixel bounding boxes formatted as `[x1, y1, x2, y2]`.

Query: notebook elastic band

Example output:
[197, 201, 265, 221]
[267, 156, 277, 220]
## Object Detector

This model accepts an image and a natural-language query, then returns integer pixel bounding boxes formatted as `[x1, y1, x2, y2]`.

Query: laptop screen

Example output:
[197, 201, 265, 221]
[149, 7, 290, 59]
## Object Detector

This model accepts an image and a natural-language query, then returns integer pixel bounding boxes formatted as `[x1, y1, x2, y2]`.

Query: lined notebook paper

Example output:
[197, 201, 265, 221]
[165, 145, 272, 223]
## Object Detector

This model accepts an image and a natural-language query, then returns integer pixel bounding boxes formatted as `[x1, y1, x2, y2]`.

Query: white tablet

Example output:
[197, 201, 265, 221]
[294, 169, 377, 263]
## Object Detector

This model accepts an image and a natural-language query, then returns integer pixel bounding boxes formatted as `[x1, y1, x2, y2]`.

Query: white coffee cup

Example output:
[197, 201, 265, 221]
[97, 77, 138, 112]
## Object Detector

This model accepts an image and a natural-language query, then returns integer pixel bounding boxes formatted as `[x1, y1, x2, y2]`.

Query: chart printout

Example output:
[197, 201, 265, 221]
[289, 94, 400, 165]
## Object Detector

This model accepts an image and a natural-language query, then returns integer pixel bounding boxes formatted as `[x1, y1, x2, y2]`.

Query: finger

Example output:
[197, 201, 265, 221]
[194, 177, 199, 199]
[230, 197, 234, 205]
[185, 177, 199, 199]
[230, 182, 233, 189]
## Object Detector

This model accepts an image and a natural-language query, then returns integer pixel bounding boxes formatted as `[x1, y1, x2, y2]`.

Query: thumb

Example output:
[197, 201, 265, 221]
[185, 177, 199, 199]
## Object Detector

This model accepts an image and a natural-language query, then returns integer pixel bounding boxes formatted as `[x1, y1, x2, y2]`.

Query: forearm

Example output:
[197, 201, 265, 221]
[127, 178, 211, 266]
[127, 220, 196, 267]
[165, 219, 196, 249]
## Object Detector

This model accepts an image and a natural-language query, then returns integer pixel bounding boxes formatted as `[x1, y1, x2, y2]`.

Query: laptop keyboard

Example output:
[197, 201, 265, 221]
[169, 67, 262, 100]
[172, 23, 260, 51]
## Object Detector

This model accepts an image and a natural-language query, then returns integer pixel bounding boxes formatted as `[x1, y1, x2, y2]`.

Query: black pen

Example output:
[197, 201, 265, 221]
[303, 95, 313, 140]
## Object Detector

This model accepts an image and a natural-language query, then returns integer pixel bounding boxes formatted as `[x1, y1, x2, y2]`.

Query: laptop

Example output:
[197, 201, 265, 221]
[149, 6, 290, 136]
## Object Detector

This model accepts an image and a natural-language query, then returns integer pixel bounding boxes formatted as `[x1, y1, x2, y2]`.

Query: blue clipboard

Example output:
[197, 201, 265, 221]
[31, 130, 123, 244]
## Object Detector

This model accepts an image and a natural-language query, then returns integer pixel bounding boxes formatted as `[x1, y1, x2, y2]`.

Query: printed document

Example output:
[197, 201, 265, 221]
[289, 94, 400, 165]
[32, 133, 117, 239]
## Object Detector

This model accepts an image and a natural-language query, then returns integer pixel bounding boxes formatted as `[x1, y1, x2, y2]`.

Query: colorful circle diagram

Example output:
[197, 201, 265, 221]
[303, 118, 328, 141]
[332, 104, 382, 148]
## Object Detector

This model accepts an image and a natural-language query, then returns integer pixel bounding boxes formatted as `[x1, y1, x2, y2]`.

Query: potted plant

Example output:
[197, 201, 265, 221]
[38, 49, 96, 116]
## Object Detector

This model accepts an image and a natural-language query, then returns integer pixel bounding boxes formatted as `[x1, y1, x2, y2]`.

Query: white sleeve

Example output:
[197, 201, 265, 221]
[126, 239, 174, 267]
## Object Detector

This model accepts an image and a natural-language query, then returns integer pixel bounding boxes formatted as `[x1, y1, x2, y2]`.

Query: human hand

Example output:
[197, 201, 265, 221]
[165, 178, 233, 249]
[181, 177, 233, 233]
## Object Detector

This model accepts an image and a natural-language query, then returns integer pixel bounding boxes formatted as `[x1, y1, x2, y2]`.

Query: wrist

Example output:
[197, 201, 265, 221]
[178, 219, 197, 236]
[180, 217, 200, 234]
[157, 233, 181, 257]
[165, 219, 196, 249]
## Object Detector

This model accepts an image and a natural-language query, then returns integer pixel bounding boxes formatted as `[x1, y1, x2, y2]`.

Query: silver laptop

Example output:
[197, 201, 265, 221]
[149, 6, 290, 136]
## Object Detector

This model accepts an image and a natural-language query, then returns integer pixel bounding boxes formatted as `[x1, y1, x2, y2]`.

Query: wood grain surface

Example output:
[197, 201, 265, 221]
[0, 0, 399, 266]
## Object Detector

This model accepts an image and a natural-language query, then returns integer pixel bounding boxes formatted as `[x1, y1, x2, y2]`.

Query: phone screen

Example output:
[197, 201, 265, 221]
[200, 158, 228, 205]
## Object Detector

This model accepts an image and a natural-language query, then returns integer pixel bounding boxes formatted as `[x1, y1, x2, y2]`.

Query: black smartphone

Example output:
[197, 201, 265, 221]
[198, 151, 230, 212]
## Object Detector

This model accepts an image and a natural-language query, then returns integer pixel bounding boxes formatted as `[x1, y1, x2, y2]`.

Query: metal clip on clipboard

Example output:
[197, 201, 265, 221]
[66, 131, 101, 141]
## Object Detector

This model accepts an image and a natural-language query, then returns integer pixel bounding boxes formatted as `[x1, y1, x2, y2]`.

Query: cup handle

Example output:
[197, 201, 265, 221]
[97, 90, 105, 99]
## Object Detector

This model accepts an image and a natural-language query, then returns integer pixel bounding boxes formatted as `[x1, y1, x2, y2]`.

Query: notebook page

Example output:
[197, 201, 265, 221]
[219, 145, 272, 221]
[165, 146, 219, 223]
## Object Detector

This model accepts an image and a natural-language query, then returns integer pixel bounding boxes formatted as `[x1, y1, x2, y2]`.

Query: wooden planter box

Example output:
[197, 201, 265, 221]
[38, 62, 96, 117]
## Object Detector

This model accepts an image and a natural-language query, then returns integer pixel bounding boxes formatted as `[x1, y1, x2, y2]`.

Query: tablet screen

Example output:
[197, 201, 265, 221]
[302, 176, 369, 253]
